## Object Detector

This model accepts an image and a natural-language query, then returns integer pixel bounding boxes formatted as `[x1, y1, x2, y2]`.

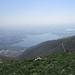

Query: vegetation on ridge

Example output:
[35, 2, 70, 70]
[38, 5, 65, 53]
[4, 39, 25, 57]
[0, 53, 75, 75]
[19, 35, 75, 59]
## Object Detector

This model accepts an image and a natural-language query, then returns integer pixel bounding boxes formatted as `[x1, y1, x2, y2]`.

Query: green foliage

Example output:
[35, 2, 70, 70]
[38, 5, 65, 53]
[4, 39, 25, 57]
[0, 53, 75, 75]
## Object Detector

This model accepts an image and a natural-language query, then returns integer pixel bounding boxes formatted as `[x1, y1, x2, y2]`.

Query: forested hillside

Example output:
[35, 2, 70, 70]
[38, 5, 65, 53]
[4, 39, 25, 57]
[20, 35, 75, 59]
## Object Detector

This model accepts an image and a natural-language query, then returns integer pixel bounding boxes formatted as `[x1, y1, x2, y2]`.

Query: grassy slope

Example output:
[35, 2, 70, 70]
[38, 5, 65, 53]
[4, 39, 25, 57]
[20, 35, 75, 59]
[0, 53, 75, 75]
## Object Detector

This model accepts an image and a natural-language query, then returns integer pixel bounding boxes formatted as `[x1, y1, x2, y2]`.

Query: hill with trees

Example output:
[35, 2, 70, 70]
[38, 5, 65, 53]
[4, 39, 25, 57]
[19, 35, 75, 59]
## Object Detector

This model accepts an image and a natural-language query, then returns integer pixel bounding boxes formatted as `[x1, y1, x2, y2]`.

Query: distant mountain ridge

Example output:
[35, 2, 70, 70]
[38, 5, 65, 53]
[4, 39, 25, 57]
[19, 35, 75, 59]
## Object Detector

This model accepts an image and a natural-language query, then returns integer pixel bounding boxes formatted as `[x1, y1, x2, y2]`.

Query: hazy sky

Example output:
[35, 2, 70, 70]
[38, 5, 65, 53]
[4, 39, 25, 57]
[0, 0, 75, 26]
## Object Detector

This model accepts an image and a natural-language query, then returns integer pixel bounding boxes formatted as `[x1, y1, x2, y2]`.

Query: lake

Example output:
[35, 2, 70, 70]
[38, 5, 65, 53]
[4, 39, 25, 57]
[13, 33, 61, 47]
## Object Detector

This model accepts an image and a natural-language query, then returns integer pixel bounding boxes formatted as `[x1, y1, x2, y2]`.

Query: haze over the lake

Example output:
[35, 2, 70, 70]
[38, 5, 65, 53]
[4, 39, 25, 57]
[0, 0, 75, 29]
[0, 0, 75, 57]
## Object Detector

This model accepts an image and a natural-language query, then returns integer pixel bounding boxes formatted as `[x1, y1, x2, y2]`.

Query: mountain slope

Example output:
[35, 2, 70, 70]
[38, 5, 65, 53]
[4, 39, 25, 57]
[1, 53, 75, 75]
[19, 35, 75, 59]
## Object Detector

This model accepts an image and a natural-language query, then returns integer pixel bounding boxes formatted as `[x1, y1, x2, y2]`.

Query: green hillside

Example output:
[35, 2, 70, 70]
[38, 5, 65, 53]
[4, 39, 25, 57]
[19, 35, 75, 59]
[0, 53, 75, 75]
